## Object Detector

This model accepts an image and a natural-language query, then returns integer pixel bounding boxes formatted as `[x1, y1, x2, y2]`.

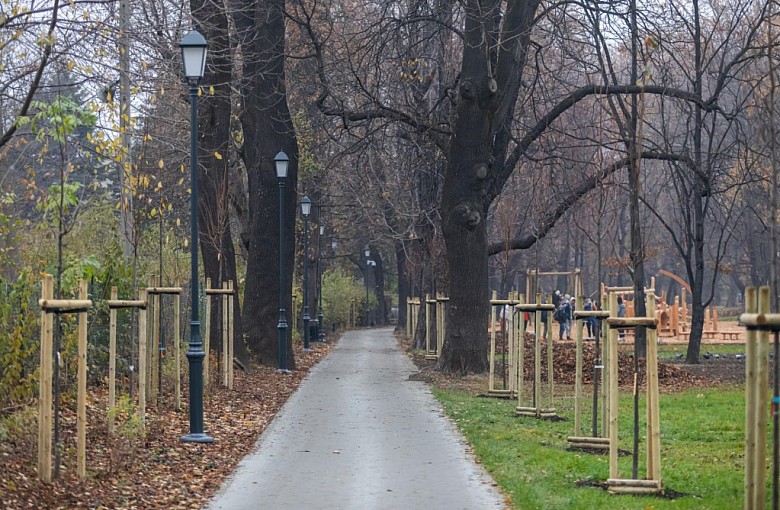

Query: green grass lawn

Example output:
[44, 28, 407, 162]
[433, 385, 751, 509]
[656, 343, 746, 359]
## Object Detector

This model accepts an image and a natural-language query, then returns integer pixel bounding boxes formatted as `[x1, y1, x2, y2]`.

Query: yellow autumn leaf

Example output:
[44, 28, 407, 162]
[158, 159, 164, 169]
[150, 208, 157, 217]
[209, 85, 215, 95]
[214, 151, 222, 160]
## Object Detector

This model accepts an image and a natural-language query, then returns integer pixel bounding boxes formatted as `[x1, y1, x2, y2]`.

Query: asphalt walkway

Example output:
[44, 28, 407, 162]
[207, 327, 506, 510]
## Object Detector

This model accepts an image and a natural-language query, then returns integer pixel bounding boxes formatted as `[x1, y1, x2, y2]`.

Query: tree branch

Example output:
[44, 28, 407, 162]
[487, 151, 691, 256]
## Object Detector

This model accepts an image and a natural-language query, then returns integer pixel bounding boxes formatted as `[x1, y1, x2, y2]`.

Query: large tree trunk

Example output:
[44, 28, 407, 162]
[395, 240, 408, 332]
[438, 66, 494, 373]
[191, 0, 247, 363]
[235, 0, 298, 368]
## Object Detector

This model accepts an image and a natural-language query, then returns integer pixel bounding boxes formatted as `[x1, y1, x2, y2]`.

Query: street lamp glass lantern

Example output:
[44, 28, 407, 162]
[364, 246, 370, 258]
[331, 237, 337, 250]
[301, 195, 312, 217]
[319, 224, 325, 236]
[179, 30, 208, 81]
[274, 151, 289, 179]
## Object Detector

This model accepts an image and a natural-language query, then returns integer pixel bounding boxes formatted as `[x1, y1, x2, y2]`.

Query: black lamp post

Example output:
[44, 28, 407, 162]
[316, 223, 325, 342]
[179, 29, 212, 443]
[275, 151, 291, 373]
[301, 195, 312, 352]
[364, 247, 370, 326]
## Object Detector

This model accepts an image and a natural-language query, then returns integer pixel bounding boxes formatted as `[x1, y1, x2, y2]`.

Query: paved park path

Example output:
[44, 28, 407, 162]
[207, 327, 506, 510]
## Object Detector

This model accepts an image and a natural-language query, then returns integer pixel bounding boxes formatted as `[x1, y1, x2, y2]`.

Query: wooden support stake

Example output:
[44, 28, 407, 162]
[406, 298, 412, 338]
[204, 278, 211, 389]
[38, 274, 54, 482]
[756, 287, 770, 510]
[745, 287, 757, 510]
[152, 283, 160, 401]
[518, 301, 530, 408]
[229, 280, 234, 389]
[574, 309, 583, 436]
[108, 287, 117, 435]
[535, 293, 542, 414]
[174, 287, 181, 411]
[547, 298, 554, 411]
[489, 291, 497, 392]
[138, 288, 147, 433]
[608, 292, 619, 480]
[223, 282, 229, 387]
[646, 291, 661, 483]
[425, 293, 432, 356]
[77, 280, 88, 479]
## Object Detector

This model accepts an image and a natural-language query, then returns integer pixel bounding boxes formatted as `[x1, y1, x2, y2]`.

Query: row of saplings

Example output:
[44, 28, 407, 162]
[35, 273, 236, 483]
[406, 275, 775, 506]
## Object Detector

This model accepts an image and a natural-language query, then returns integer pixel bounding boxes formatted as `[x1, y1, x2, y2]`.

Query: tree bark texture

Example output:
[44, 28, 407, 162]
[191, 1, 247, 363]
[235, 0, 299, 367]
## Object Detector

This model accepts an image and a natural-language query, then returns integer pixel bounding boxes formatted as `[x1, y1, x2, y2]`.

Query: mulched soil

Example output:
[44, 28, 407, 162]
[0, 342, 330, 510]
[405, 333, 752, 394]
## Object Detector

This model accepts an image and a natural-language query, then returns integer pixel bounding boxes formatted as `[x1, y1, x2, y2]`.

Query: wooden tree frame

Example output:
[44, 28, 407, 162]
[515, 295, 556, 417]
[604, 290, 662, 495]
[106, 287, 148, 434]
[205, 279, 235, 390]
[38, 275, 93, 482]
[145, 286, 183, 410]
[487, 291, 522, 397]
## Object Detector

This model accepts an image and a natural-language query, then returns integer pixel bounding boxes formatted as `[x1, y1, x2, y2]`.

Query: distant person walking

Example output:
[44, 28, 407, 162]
[556, 294, 572, 340]
[617, 295, 626, 341]
[584, 297, 596, 338]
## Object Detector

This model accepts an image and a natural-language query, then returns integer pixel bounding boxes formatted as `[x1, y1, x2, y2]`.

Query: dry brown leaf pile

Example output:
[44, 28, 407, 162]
[0, 343, 330, 509]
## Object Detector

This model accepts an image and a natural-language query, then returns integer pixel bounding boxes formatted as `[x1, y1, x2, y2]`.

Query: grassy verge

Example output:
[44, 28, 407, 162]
[433, 385, 749, 509]
[656, 343, 746, 359]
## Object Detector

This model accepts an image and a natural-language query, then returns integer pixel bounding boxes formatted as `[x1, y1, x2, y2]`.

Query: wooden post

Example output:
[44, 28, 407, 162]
[204, 277, 211, 389]
[574, 305, 583, 436]
[223, 281, 229, 387]
[138, 288, 147, 432]
[229, 280, 234, 389]
[174, 287, 181, 411]
[601, 284, 609, 438]
[646, 291, 661, 483]
[406, 298, 412, 338]
[425, 293, 432, 356]
[77, 280, 88, 479]
[608, 292, 619, 480]
[755, 288, 770, 510]
[38, 274, 54, 482]
[547, 298, 554, 411]
[436, 294, 442, 358]
[151, 275, 159, 400]
[489, 291, 497, 392]
[744, 287, 757, 510]
[108, 286, 118, 434]
[713, 307, 719, 332]
[535, 294, 542, 414]
[518, 298, 529, 407]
